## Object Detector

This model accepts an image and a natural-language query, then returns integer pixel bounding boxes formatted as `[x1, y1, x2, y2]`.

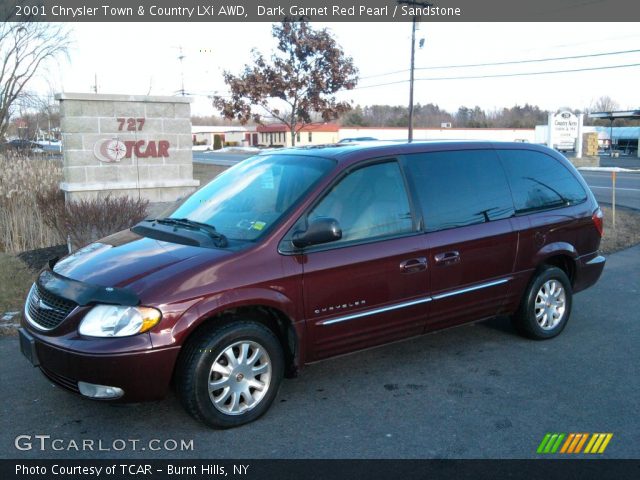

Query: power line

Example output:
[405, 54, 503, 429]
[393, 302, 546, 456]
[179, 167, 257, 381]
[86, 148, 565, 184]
[360, 48, 640, 80]
[354, 62, 640, 90]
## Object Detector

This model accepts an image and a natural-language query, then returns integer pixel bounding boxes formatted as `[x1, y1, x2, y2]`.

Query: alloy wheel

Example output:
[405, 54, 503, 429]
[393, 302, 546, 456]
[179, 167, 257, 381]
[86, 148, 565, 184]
[208, 340, 272, 415]
[534, 279, 566, 330]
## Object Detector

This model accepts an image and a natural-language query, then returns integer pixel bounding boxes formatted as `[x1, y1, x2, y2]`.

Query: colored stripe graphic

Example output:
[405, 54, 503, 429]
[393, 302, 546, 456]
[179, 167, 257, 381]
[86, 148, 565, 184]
[537, 433, 552, 453]
[584, 433, 614, 454]
[537, 433, 565, 453]
[598, 433, 614, 453]
[539, 433, 613, 454]
[560, 433, 575, 453]
[568, 433, 584, 453]
[574, 433, 589, 453]
[550, 434, 565, 453]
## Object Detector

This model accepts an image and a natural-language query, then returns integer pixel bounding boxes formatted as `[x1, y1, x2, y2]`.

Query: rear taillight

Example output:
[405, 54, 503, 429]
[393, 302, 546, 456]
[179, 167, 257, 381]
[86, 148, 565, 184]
[592, 207, 604, 237]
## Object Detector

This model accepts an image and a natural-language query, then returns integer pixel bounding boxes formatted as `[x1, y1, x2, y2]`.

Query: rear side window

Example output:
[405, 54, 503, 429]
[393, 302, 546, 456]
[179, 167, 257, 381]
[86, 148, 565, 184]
[496, 149, 587, 214]
[405, 150, 515, 232]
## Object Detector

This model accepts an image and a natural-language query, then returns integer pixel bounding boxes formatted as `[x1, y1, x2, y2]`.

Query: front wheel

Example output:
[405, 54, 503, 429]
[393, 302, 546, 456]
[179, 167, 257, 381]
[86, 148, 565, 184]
[512, 266, 573, 340]
[176, 321, 284, 428]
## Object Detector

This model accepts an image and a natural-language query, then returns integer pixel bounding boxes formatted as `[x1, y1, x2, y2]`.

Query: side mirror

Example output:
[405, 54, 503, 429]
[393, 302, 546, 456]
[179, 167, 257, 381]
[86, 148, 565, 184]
[292, 217, 342, 249]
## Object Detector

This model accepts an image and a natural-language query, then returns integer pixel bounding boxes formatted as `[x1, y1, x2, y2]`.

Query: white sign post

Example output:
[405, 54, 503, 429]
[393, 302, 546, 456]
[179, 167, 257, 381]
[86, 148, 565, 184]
[575, 113, 584, 159]
[546, 113, 554, 148]
[550, 111, 579, 151]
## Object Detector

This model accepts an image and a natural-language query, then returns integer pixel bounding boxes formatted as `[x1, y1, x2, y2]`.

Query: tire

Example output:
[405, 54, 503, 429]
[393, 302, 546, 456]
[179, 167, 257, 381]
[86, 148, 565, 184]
[512, 266, 573, 340]
[176, 320, 284, 428]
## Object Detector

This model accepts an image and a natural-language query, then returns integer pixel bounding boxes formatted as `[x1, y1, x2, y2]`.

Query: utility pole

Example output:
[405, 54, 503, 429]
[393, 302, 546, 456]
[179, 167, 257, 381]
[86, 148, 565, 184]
[408, 17, 416, 142]
[178, 46, 186, 96]
[397, 0, 431, 143]
[92, 73, 98, 93]
[396, 0, 432, 143]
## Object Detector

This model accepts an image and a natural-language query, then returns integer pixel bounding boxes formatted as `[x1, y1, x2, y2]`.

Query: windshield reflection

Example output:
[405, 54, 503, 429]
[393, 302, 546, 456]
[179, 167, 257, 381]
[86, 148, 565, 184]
[170, 155, 335, 242]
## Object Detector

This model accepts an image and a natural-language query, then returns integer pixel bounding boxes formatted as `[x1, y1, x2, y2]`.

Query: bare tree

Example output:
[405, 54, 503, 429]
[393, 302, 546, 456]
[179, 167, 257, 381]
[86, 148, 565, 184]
[590, 96, 619, 113]
[9, 87, 61, 140]
[213, 20, 358, 146]
[0, 22, 71, 140]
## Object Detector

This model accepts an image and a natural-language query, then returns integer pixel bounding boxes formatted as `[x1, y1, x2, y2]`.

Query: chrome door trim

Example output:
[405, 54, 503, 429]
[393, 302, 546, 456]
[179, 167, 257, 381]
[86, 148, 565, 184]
[317, 276, 512, 326]
[318, 296, 432, 326]
[431, 277, 512, 301]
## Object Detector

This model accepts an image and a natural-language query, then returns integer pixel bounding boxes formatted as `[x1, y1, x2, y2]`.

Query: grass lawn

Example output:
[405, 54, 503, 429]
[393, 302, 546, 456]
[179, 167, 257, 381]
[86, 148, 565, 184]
[599, 206, 640, 254]
[0, 253, 35, 316]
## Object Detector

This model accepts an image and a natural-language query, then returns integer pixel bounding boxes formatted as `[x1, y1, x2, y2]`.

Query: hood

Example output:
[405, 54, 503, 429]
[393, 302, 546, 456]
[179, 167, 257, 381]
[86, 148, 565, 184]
[52, 229, 231, 291]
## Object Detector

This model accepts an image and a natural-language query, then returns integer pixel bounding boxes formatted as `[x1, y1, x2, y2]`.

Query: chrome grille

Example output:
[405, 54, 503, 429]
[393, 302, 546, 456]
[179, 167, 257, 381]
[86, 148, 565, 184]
[26, 283, 77, 330]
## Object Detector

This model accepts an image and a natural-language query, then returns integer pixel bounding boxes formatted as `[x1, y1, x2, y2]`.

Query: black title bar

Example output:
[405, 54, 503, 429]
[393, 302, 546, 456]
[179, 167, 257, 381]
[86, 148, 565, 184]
[3, 459, 640, 480]
[2, 0, 640, 22]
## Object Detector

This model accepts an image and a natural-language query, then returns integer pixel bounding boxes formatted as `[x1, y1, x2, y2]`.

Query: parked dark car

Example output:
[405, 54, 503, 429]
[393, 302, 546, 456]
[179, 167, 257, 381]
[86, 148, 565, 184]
[4, 139, 33, 150]
[19, 141, 605, 428]
[3, 139, 45, 153]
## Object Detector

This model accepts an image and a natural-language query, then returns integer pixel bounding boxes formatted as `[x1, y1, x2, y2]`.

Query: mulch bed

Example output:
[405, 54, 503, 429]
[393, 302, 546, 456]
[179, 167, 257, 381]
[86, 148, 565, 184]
[17, 244, 69, 272]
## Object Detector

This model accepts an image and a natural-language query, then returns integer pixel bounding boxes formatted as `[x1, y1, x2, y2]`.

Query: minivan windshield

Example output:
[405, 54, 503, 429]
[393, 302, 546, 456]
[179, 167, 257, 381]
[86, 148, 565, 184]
[170, 154, 335, 242]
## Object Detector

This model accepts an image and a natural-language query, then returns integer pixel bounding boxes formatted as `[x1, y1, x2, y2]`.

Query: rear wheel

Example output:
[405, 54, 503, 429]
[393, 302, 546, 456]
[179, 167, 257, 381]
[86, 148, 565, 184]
[176, 320, 284, 428]
[512, 266, 573, 340]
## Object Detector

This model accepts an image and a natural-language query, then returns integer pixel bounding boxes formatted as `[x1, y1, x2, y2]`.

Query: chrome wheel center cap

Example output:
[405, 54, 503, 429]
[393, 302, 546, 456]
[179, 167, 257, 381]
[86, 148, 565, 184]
[236, 373, 244, 382]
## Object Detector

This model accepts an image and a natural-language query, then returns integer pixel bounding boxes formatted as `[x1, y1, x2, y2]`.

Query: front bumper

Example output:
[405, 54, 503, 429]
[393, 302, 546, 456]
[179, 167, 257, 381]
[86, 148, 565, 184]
[19, 325, 181, 403]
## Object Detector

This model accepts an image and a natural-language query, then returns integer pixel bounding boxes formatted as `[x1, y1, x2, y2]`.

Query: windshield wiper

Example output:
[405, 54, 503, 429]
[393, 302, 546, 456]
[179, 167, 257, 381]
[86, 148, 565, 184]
[153, 218, 228, 247]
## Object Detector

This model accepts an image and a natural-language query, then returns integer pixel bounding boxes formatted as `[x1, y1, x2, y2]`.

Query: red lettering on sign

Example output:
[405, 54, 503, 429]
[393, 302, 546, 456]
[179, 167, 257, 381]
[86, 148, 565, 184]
[117, 117, 145, 132]
[158, 140, 170, 157]
[144, 141, 157, 158]
[134, 140, 146, 157]
[124, 140, 136, 158]
[122, 140, 170, 159]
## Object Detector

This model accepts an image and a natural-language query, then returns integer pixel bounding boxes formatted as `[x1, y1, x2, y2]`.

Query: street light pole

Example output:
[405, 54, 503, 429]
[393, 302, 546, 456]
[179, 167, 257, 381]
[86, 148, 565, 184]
[398, 0, 431, 143]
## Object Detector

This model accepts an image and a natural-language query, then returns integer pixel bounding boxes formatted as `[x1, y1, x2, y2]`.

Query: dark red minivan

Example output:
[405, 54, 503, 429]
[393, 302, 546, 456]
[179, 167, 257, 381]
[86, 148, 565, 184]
[20, 141, 605, 428]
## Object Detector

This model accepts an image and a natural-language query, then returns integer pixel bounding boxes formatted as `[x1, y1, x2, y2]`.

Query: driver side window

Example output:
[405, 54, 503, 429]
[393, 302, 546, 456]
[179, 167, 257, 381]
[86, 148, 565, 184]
[308, 161, 414, 245]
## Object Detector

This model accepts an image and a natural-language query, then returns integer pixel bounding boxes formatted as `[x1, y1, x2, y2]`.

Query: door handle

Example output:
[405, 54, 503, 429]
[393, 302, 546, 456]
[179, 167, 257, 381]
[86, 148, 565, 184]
[434, 251, 460, 265]
[400, 257, 427, 273]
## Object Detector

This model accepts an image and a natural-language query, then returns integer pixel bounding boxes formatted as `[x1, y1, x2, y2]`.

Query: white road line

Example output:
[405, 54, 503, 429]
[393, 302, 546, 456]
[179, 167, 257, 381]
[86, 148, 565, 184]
[589, 186, 640, 192]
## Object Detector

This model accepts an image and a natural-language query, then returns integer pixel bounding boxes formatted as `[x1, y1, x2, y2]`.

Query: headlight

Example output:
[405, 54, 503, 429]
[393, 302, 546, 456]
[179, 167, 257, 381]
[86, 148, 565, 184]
[79, 305, 161, 337]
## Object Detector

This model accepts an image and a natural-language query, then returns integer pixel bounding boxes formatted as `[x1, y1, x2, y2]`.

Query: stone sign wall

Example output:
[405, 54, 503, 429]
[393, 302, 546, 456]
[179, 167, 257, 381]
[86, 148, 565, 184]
[56, 93, 199, 202]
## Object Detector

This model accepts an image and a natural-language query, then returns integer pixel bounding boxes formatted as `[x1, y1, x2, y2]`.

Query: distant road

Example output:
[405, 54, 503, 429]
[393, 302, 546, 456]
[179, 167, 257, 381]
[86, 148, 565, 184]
[578, 170, 639, 210]
[193, 152, 253, 165]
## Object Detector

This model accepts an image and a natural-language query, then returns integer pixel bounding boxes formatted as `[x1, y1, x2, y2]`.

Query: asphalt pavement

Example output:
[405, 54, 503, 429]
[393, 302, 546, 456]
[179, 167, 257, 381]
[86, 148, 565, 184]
[1, 245, 639, 459]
